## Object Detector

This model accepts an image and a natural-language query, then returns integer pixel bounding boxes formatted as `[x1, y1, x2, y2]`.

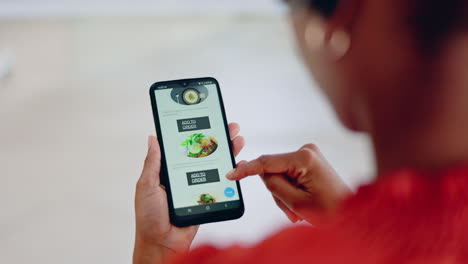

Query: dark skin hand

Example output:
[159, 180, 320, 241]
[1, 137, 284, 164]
[133, 123, 245, 264]
[227, 144, 351, 224]
[134, 124, 349, 264]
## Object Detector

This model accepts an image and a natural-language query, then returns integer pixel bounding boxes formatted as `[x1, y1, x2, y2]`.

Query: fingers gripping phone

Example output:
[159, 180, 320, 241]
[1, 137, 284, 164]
[149, 77, 244, 227]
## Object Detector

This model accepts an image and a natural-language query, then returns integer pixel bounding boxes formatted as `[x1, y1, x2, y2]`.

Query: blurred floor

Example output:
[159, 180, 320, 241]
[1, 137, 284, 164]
[0, 16, 374, 264]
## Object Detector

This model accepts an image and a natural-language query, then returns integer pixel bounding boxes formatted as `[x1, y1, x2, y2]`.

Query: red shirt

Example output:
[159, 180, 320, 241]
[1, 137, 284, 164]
[171, 165, 468, 263]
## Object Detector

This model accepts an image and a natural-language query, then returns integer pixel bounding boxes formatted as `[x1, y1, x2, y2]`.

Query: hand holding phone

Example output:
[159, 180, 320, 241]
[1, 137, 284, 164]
[134, 124, 245, 264]
[134, 78, 245, 263]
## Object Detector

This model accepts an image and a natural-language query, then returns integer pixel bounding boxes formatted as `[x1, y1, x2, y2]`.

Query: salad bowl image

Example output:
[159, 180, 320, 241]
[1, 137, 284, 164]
[182, 89, 201, 105]
[198, 193, 216, 205]
[170, 86, 209, 106]
[181, 133, 218, 158]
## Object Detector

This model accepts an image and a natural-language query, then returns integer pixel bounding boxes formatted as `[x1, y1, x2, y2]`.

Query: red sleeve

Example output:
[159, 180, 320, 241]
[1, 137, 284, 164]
[169, 167, 468, 264]
[168, 225, 355, 264]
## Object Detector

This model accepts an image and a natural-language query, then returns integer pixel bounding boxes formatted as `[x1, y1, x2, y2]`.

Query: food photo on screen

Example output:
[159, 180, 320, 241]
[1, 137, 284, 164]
[180, 133, 218, 158]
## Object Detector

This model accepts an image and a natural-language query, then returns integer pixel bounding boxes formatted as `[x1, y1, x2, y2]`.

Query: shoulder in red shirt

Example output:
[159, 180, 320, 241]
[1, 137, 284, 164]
[171, 165, 468, 264]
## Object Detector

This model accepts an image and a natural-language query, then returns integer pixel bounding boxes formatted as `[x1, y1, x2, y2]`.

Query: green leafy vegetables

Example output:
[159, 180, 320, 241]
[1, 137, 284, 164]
[181, 133, 218, 158]
[198, 193, 216, 204]
[181, 133, 205, 147]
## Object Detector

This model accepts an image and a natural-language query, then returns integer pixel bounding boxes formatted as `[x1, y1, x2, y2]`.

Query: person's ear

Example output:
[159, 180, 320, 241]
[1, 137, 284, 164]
[303, 0, 361, 60]
[304, 15, 327, 52]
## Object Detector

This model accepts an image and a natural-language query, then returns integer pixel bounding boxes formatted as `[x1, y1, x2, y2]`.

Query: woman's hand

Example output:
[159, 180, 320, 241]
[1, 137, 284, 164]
[226, 144, 351, 224]
[134, 123, 245, 264]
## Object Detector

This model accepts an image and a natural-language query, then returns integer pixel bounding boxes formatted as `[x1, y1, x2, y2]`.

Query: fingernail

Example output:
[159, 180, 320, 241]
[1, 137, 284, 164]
[226, 169, 235, 180]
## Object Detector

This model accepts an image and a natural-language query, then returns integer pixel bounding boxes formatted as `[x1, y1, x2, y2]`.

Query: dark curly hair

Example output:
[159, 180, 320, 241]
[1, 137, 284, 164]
[409, 0, 468, 55]
[283, 0, 339, 17]
[307, 0, 340, 17]
[303, 0, 468, 55]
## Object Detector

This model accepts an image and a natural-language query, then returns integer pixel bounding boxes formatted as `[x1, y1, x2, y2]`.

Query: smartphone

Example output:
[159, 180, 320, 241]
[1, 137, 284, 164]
[149, 77, 244, 227]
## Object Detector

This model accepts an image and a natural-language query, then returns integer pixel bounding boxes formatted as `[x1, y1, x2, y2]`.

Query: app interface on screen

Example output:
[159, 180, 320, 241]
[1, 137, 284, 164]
[154, 80, 241, 216]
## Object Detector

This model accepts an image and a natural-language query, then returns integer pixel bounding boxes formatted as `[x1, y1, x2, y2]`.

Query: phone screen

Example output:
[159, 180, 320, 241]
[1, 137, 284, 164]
[153, 79, 241, 217]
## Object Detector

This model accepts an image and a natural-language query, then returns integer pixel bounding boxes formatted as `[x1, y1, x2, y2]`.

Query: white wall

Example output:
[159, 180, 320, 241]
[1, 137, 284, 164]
[0, 0, 285, 17]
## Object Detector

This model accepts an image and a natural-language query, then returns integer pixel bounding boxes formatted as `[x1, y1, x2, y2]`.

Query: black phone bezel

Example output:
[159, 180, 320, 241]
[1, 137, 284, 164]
[149, 77, 244, 227]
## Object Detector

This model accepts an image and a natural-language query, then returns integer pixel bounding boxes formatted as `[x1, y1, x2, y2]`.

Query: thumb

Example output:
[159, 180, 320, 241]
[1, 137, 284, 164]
[138, 136, 161, 186]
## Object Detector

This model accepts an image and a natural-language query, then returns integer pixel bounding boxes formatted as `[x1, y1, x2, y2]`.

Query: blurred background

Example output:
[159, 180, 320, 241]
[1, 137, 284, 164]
[0, 1, 374, 263]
